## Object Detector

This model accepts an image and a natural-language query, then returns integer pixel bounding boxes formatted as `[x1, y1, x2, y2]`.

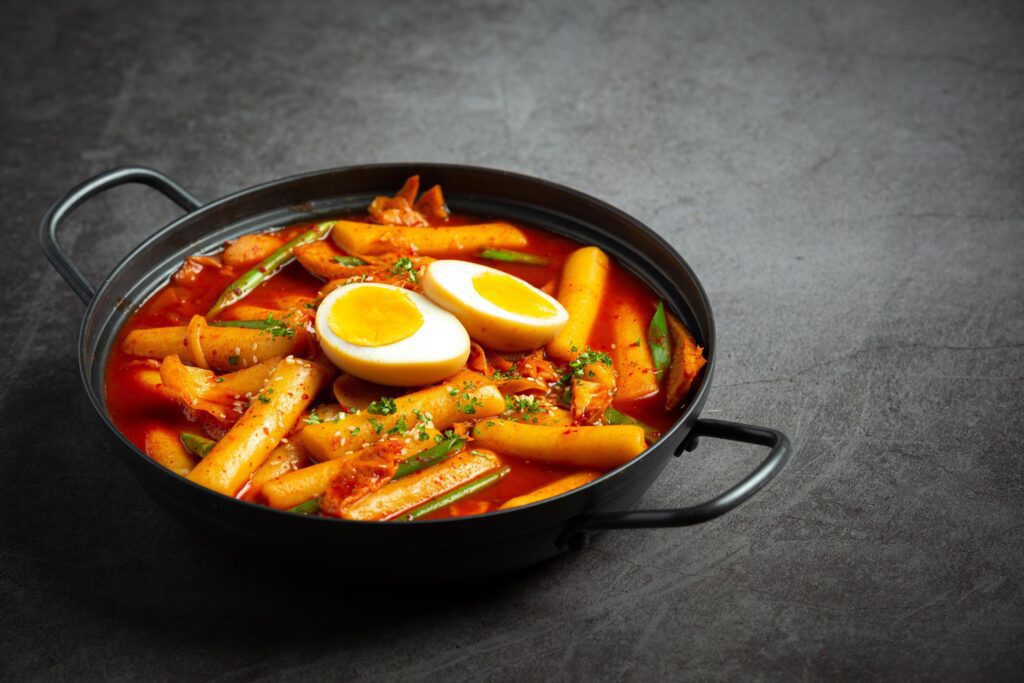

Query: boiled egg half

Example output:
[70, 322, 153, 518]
[316, 283, 470, 386]
[421, 260, 569, 351]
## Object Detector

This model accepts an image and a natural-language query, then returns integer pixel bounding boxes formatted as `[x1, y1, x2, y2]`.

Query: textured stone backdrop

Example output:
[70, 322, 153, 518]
[2, 0, 1022, 679]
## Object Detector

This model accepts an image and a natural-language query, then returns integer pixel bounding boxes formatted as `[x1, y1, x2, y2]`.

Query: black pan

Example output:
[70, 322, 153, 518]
[40, 164, 790, 578]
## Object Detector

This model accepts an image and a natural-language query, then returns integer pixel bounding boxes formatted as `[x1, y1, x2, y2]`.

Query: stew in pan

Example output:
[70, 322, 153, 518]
[105, 177, 706, 520]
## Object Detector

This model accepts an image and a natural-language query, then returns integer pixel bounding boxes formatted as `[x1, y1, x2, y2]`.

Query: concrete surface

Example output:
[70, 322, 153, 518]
[2, 0, 1022, 680]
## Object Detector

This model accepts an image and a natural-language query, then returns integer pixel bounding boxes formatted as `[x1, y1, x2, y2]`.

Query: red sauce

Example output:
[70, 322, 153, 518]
[105, 211, 691, 520]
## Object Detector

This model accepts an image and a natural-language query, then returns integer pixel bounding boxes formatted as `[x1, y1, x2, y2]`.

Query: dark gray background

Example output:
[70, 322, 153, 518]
[3, 0, 1022, 680]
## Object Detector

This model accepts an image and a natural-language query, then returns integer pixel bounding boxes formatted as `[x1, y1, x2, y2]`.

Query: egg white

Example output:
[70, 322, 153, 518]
[315, 283, 470, 386]
[421, 260, 569, 352]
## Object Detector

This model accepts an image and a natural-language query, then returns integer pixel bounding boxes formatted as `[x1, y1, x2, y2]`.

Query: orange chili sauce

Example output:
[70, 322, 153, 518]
[104, 215, 677, 519]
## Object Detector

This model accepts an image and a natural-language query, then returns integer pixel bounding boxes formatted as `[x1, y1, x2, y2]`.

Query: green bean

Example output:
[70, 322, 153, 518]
[647, 301, 671, 377]
[180, 433, 215, 458]
[402, 466, 510, 520]
[393, 435, 465, 480]
[209, 313, 295, 338]
[477, 248, 550, 266]
[289, 498, 320, 516]
[332, 255, 367, 266]
[603, 407, 659, 444]
[207, 221, 334, 318]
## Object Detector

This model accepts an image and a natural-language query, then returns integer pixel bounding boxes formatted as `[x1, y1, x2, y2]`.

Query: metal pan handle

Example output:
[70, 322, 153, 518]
[573, 418, 790, 539]
[39, 166, 203, 305]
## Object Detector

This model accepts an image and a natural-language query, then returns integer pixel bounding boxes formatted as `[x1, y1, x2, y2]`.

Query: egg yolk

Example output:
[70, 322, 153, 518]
[327, 286, 424, 346]
[472, 271, 559, 318]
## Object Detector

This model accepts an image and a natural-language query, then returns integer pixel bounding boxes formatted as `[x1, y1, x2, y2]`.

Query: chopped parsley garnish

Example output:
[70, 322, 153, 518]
[368, 418, 384, 434]
[303, 411, 325, 425]
[267, 314, 295, 338]
[560, 347, 613, 385]
[215, 377, 225, 383]
[411, 409, 431, 440]
[448, 387, 459, 396]
[387, 416, 409, 435]
[434, 429, 458, 443]
[491, 367, 521, 380]
[459, 397, 484, 414]
[367, 396, 397, 415]
[573, 348, 612, 371]
[390, 257, 419, 283]
[257, 393, 271, 404]
[349, 426, 361, 436]
[228, 355, 240, 366]
[505, 395, 543, 414]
